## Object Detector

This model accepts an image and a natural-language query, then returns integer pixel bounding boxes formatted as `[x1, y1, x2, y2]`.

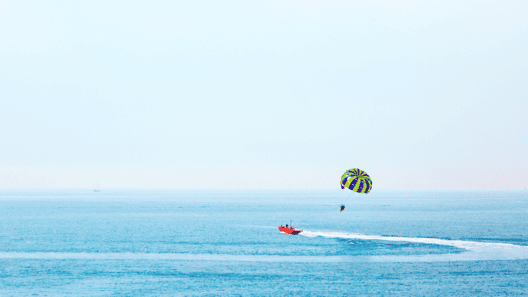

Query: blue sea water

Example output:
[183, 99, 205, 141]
[1, 190, 527, 296]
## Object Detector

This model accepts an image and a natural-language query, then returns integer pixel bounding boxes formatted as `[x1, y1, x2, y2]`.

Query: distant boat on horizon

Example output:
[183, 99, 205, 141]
[94, 181, 101, 192]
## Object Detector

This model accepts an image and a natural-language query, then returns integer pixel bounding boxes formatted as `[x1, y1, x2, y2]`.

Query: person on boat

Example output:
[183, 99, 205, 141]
[340, 205, 345, 212]
[285, 224, 289, 228]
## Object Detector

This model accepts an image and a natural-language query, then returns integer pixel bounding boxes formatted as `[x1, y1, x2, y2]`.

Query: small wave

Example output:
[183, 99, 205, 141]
[0, 252, 355, 262]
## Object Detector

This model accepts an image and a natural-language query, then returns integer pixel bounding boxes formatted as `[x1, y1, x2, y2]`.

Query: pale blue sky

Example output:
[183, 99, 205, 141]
[1, 1, 526, 189]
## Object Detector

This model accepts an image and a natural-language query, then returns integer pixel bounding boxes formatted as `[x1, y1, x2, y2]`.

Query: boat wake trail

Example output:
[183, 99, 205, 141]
[301, 231, 528, 262]
[0, 232, 526, 263]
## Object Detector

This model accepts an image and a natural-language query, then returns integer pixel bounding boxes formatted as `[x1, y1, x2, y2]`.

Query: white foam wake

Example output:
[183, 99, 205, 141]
[301, 231, 528, 262]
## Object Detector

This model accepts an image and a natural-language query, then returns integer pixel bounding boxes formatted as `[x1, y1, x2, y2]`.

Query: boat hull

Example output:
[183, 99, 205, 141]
[278, 226, 302, 235]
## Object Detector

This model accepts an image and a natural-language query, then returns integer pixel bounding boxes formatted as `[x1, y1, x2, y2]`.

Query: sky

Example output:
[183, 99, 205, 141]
[0, 0, 527, 190]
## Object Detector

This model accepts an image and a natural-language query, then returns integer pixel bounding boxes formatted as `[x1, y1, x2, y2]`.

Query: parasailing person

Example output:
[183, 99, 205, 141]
[339, 168, 372, 211]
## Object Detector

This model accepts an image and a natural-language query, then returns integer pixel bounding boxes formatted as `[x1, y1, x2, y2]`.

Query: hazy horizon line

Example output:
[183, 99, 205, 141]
[1, 188, 526, 192]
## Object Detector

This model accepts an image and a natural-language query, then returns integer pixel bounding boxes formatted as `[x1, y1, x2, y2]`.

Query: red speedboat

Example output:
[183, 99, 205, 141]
[278, 225, 302, 235]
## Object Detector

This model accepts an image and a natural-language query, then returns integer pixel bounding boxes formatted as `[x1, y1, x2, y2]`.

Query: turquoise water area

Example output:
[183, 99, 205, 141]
[1, 190, 527, 295]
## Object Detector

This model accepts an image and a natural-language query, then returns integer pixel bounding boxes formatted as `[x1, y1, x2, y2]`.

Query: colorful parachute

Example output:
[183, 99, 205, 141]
[340, 168, 372, 194]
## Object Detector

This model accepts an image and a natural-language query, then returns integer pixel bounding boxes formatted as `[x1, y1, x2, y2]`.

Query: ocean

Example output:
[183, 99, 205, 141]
[0, 190, 527, 296]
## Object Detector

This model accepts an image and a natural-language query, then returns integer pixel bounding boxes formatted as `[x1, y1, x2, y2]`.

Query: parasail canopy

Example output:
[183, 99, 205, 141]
[340, 168, 372, 194]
